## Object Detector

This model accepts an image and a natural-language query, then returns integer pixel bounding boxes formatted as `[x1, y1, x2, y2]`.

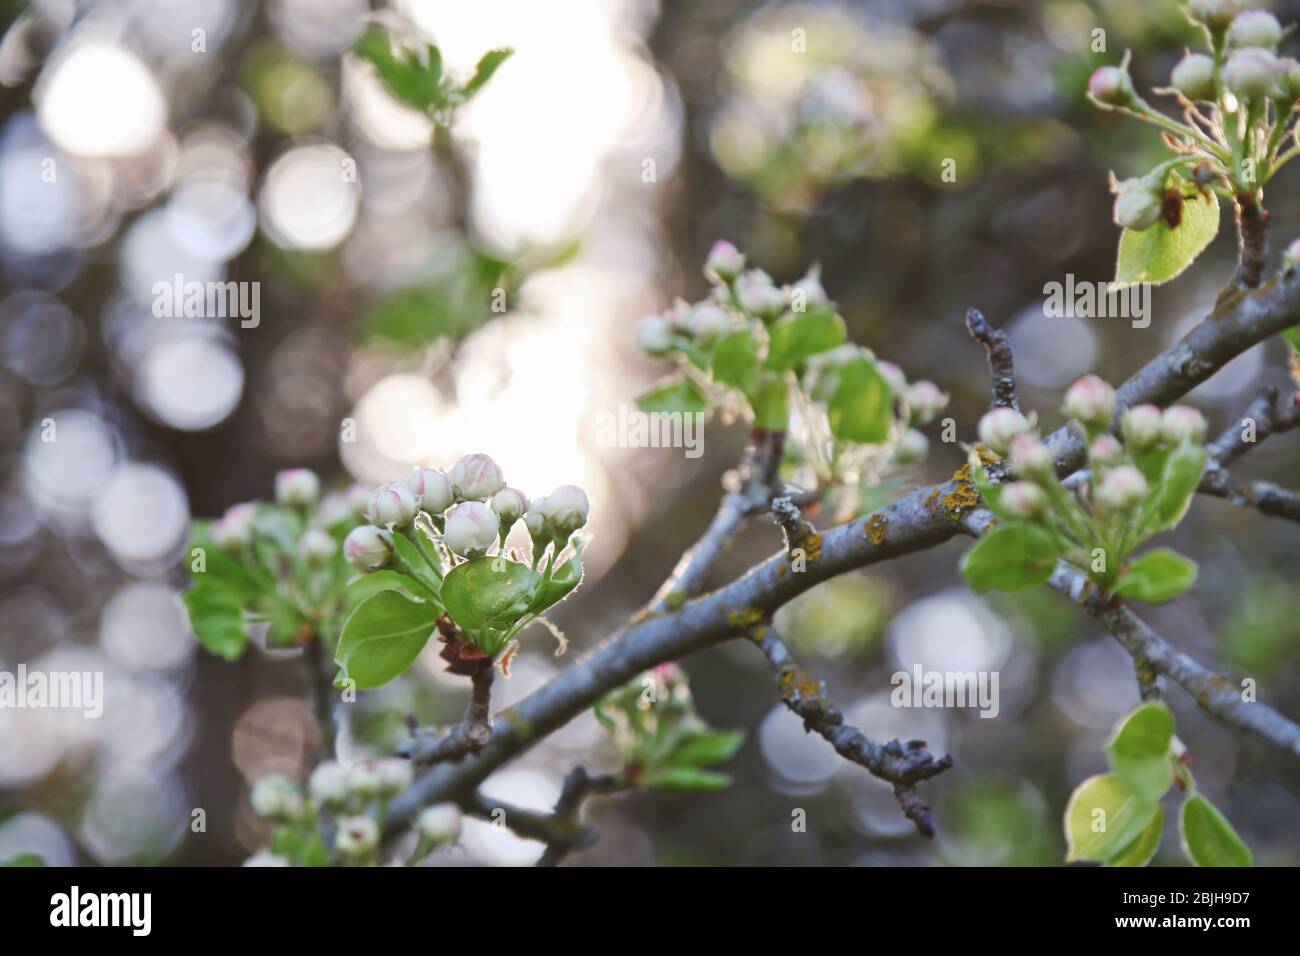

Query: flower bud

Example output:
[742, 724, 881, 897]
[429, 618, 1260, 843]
[1279, 58, 1300, 101]
[443, 501, 498, 556]
[1088, 64, 1137, 108]
[374, 758, 413, 796]
[1000, 481, 1048, 519]
[298, 527, 337, 564]
[1089, 434, 1124, 466]
[876, 361, 908, 396]
[343, 525, 392, 571]
[1096, 465, 1149, 513]
[416, 803, 463, 846]
[1009, 433, 1053, 479]
[524, 497, 546, 540]
[335, 816, 378, 858]
[368, 480, 418, 529]
[786, 269, 828, 311]
[1171, 53, 1216, 101]
[735, 269, 786, 320]
[977, 407, 1031, 454]
[275, 468, 320, 507]
[451, 453, 505, 501]
[251, 775, 302, 820]
[1112, 177, 1162, 231]
[540, 485, 590, 539]
[1223, 49, 1280, 100]
[688, 302, 732, 341]
[243, 851, 291, 867]
[1121, 404, 1163, 448]
[346, 763, 380, 799]
[637, 314, 674, 354]
[1228, 10, 1281, 50]
[316, 491, 354, 527]
[408, 467, 453, 513]
[491, 486, 528, 530]
[663, 298, 693, 332]
[212, 502, 257, 551]
[1062, 374, 1116, 426]
[892, 429, 928, 465]
[345, 483, 373, 516]
[705, 240, 745, 283]
[1188, 0, 1240, 31]
[308, 761, 349, 806]
[905, 380, 948, 425]
[1161, 405, 1207, 444]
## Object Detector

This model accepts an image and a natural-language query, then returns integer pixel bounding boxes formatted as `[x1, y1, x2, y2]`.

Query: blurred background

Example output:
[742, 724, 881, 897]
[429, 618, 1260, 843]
[0, 0, 1297, 866]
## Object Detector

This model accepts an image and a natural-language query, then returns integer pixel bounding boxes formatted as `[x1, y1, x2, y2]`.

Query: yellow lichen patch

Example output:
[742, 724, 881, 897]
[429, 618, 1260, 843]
[938, 446, 999, 520]
[499, 707, 534, 741]
[728, 607, 766, 633]
[777, 665, 823, 703]
[776, 563, 788, 576]
[864, 513, 888, 545]
[663, 590, 686, 610]
[800, 532, 823, 563]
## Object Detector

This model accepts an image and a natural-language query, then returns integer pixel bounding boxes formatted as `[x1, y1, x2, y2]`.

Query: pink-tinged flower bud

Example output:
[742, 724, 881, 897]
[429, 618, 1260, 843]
[1285, 236, 1300, 271]
[416, 803, 462, 845]
[1223, 49, 1280, 100]
[298, 527, 337, 564]
[1089, 434, 1124, 466]
[1088, 64, 1137, 107]
[663, 297, 693, 332]
[1112, 177, 1162, 231]
[688, 302, 732, 341]
[705, 240, 746, 283]
[637, 314, 674, 354]
[876, 361, 908, 395]
[1161, 405, 1207, 444]
[346, 763, 380, 797]
[978, 407, 1031, 453]
[905, 380, 948, 424]
[212, 502, 257, 550]
[343, 525, 392, 571]
[892, 429, 929, 465]
[345, 483, 372, 516]
[1171, 53, 1216, 101]
[1279, 58, 1300, 101]
[786, 269, 828, 311]
[735, 269, 786, 320]
[308, 761, 349, 806]
[275, 468, 320, 507]
[368, 480, 418, 528]
[1121, 404, 1164, 448]
[1228, 10, 1281, 50]
[1009, 433, 1053, 478]
[443, 501, 498, 556]
[451, 453, 505, 501]
[1188, 0, 1240, 31]
[335, 816, 378, 857]
[1000, 481, 1047, 519]
[251, 775, 302, 820]
[316, 491, 354, 527]
[374, 757, 413, 796]
[523, 497, 546, 540]
[1096, 465, 1149, 513]
[1062, 374, 1116, 425]
[408, 467, 453, 513]
[540, 484, 590, 538]
[491, 486, 528, 529]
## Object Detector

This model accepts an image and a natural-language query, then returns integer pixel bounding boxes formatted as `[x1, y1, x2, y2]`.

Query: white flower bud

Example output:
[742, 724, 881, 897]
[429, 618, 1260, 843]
[1188, 0, 1240, 31]
[251, 775, 302, 820]
[1171, 53, 1216, 101]
[345, 483, 373, 515]
[637, 314, 674, 354]
[735, 269, 786, 320]
[491, 486, 528, 529]
[1121, 404, 1164, 448]
[1096, 466, 1148, 513]
[443, 501, 498, 556]
[416, 803, 463, 846]
[344, 525, 392, 571]
[335, 816, 378, 857]
[275, 468, 320, 507]
[688, 302, 732, 341]
[346, 763, 380, 799]
[786, 269, 828, 310]
[663, 298, 693, 332]
[876, 361, 908, 396]
[892, 429, 929, 465]
[1089, 434, 1124, 466]
[1062, 374, 1116, 425]
[451, 453, 505, 501]
[316, 491, 354, 527]
[1088, 65, 1137, 107]
[1000, 481, 1047, 519]
[368, 480, 419, 529]
[374, 758, 413, 796]
[1161, 405, 1207, 444]
[243, 851, 291, 867]
[1223, 49, 1280, 100]
[540, 485, 590, 539]
[1279, 57, 1300, 101]
[1008, 433, 1053, 479]
[905, 380, 948, 424]
[308, 761, 349, 806]
[298, 527, 336, 564]
[705, 240, 746, 283]
[408, 467, 453, 513]
[523, 497, 546, 540]
[212, 502, 257, 551]
[1228, 10, 1281, 51]
[1112, 178, 1162, 231]
[978, 407, 1031, 454]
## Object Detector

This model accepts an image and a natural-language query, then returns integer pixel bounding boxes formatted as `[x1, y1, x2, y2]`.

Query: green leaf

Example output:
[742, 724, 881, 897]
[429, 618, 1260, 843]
[1106, 702, 1175, 802]
[1113, 548, 1198, 604]
[353, 29, 445, 113]
[826, 356, 893, 444]
[529, 551, 584, 617]
[1064, 773, 1160, 863]
[764, 308, 846, 371]
[711, 328, 761, 397]
[1104, 804, 1164, 868]
[335, 590, 440, 689]
[390, 530, 443, 597]
[441, 557, 542, 651]
[461, 48, 514, 99]
[1141, 441, 1206, 533]
[1180, 795, 1252, 867]
[345, 570, 432, 611]
[1114, 192, 1220, 286]
[959, 522, 1061, 592]
[667, 729, 744, 768]
[1282, 327, 1300, 354]
[3, 853, 44, 867]
[642, 766, 733, 791]
[636, 376, 709, 417]
[181, 583, 249, 661]
[752, 371, 789, 430]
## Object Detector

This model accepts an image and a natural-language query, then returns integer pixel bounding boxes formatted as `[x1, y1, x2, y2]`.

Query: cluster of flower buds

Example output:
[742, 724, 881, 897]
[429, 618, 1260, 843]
[342, 453, 590, 572]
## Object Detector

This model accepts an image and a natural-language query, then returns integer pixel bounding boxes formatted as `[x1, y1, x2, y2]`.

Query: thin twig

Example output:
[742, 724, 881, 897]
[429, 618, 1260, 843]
[965, 307, 1020, 411]
[399, 666, 494, 764]
[535, 767, 626, 866]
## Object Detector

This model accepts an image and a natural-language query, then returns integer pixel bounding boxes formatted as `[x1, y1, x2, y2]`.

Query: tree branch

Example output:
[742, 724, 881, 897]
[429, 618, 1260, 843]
[398, 665, 494, 764]
[535, 767, 626, 866]
[1198, 383, 1300, 523]
[965, 307, 1020, 410]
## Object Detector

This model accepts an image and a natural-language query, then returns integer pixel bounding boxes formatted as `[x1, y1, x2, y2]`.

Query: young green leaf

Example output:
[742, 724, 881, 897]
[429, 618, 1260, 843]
[667, 729, 744, 767]
[528, 551, 584, 616]
[752, 371, 789, 430]
[1114, 192, 1220, 286]
[764, 308, 845, 371]
[461, 48, 513, 99]
[440, 557, 541, 637]
[711, 327, 761, 397]
[1113, 548, 1198, 604]
[826, 356, 893, 444]
[1105, 702, 1175, 802]
[1180, 794, 1253, 867]
[353, 30, 445, 113]
[636, 376, 709, 416]
[335, 590, 440, 689]
[345, 570, 434, 611]
[182, 583, 249, 661]
[959, 522, 1061, 592]
[642, 766, 733, 791]
[1141, 441, 1206, 533]
[1104, 804, 1164, 868]
[1064, 773, 1160, 863]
